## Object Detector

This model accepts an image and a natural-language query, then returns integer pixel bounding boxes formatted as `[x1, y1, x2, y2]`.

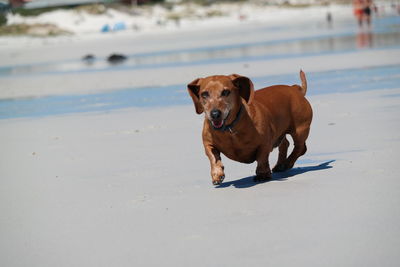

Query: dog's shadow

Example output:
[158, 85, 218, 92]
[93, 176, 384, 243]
[217, 160, 335, 189]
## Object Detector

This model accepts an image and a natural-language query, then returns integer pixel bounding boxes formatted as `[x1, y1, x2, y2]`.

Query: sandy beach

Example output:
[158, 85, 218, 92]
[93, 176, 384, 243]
[1, 2, 400, 266]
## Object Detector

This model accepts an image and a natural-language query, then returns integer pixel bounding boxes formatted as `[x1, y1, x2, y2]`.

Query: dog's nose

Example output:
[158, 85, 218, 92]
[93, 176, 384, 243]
[210, 109, 222, 120]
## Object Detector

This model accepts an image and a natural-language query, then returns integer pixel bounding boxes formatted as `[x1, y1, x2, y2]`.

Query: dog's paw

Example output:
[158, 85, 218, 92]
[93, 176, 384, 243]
[253, 173, 272, 183]
[255, 164, 271, 182]
[211, 167, 225, 186]
[272, 163, 287, 173]
[273, 162, 294, 173]
[212, 175, 225, 185]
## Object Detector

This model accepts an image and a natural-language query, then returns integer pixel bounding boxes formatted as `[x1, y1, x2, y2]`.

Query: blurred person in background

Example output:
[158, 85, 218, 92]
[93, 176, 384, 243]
[363, 0, 374, 27]
[353, 0, 374, 28]
[353, 0, 364, 27]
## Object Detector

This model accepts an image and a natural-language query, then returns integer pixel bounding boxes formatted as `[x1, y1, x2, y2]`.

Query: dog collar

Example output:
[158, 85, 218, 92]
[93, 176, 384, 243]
[211, 105, 244, 133]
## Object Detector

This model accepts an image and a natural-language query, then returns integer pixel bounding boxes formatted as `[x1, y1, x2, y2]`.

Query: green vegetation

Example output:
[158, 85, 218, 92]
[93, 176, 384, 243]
[11, 3, 110, 17]
[0, 23, 71, 36]
[0, 13, 7, 26]
[205, 9, 224, 17]
[12, 6, 71, 16]
[279, 2, 313, 8]
[166, 4, 225, 22]
[74, 4, 107, 15]
[180, 0, 244, 7]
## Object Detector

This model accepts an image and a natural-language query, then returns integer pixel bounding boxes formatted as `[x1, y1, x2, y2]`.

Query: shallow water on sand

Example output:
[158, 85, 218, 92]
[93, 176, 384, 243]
[1, 64, 399, 119]
[1, 31, 399, 77]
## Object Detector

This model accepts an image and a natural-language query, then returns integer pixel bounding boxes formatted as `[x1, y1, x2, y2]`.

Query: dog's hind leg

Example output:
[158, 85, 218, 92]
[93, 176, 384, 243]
[284, 125, 310, 170]
[272, 135, 290, 172]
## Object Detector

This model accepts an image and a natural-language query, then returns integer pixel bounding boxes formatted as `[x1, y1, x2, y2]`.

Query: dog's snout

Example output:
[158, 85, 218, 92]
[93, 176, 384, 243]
[210, 109, 222, 120]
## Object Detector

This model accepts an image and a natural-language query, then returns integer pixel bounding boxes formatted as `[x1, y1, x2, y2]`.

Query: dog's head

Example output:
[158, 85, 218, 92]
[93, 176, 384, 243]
[187, 74, 254, 129]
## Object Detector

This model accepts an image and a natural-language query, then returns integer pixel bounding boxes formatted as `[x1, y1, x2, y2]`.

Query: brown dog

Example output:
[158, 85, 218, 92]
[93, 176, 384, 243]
[188, 70, 313, 185]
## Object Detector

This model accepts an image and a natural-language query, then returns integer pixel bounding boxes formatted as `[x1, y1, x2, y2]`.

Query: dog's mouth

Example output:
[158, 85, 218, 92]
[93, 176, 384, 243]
[211, 119, 224, 129]
[209, 110, 230, 129]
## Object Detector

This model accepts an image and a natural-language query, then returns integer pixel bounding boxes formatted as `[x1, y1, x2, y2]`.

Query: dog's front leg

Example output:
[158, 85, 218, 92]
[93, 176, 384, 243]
[204, 145, 225, 185]
[254, 147, 272, 182]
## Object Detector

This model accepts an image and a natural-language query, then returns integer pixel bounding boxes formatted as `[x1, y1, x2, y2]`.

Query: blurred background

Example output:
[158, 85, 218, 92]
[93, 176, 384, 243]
[0, 0, 399, 118]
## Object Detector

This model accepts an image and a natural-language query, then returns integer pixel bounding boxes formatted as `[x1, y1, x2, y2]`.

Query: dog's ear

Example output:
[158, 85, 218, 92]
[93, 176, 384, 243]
[229, 74, 254, 104]
[187, 78, 204, 114]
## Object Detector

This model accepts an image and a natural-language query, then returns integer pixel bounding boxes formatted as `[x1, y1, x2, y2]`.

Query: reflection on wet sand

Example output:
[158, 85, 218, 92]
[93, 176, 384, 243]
[356, 30, 373, 48]
[1, 21, 400, 77]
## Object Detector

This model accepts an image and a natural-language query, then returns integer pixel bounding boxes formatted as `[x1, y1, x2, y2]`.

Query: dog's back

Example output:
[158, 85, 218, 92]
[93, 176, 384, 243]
[249, 71, 312, 156]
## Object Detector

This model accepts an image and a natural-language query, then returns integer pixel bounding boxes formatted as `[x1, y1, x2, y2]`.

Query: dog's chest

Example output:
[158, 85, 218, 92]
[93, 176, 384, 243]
[214, 132, 258, 164]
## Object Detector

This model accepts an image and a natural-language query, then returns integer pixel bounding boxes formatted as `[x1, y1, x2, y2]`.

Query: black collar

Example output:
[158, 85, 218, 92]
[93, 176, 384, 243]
[211, 105, 244, 133]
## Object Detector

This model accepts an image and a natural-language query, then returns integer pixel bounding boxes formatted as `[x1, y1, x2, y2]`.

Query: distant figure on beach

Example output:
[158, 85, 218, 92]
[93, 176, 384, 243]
[353, 0, 374, 28]
[82, 54, 96, 65]
[326, 11, 333, 28]
[107, 53, 127, 65]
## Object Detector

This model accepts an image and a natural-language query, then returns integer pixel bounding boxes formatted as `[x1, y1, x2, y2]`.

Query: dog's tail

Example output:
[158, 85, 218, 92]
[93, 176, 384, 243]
[299, 69, 307, 96]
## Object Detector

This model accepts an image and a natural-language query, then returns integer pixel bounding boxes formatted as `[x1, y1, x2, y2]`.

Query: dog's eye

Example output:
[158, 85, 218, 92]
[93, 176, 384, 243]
[221, 89, 230, 97]
[201, 92, 209, 99]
